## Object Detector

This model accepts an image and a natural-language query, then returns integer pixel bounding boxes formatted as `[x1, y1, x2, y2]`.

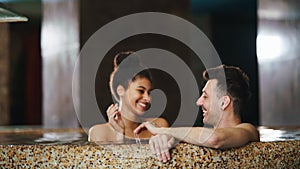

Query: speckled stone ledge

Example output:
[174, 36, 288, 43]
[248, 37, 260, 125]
[0, 141, 299, 168]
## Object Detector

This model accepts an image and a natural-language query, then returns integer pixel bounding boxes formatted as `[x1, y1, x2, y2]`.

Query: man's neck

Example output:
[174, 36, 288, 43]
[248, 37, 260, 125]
[214, 110, 241, 128]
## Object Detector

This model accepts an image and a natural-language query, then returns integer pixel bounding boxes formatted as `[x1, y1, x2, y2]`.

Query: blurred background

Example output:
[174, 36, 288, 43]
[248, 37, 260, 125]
[0, 0, 299, 128]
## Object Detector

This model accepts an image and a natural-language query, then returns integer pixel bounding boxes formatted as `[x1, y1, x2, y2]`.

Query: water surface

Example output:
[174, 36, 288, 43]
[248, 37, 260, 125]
[0, 126, 299, 145]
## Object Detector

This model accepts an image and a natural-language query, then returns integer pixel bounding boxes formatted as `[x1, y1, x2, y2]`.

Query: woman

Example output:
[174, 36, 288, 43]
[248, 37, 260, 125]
[89, 51, 169, 142]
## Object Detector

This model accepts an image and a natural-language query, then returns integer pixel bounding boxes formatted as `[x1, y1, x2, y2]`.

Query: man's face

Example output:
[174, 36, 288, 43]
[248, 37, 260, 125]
[196, 79, 223, 126]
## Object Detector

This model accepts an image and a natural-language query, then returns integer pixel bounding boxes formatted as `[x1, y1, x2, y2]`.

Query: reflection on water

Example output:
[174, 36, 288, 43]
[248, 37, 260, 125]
[258, 126, 300, 142]
[0, 126, 88, 145]
[94, 139, 148, 145]
[0, 126, 299, 145]
[0, 126, 150, 145]
[34, 132, 86, 145]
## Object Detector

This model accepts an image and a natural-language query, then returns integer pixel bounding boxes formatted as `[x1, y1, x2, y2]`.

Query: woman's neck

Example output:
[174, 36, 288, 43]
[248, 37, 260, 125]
[120, 104, 143, 123]
[121, 117, 141, 138]
[119, 106, 144, 137]
[122, 117, 140, 128]
[118, 101, 147, 137]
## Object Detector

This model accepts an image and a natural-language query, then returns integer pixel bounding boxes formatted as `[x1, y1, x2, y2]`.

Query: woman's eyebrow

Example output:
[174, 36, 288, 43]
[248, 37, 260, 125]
[137, 86, 146, 89]
[137, 86, 152, 91]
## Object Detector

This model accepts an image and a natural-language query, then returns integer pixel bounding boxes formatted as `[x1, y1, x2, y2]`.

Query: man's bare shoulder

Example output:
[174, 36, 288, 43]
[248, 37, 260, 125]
[235, 123, 257, 130]
[235, 123, 260, 141]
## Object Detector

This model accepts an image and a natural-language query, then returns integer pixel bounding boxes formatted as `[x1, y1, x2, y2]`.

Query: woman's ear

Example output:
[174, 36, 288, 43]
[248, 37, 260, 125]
[221, 95, 231, 110]
[117, 85, 125, 96]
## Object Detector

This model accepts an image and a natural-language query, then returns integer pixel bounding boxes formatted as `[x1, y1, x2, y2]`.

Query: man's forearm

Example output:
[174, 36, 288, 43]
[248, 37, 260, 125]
[157, 127, 214, 147]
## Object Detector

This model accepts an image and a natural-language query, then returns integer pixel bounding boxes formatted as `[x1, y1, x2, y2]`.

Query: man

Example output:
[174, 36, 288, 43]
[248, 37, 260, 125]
[134, 65, 260, 162]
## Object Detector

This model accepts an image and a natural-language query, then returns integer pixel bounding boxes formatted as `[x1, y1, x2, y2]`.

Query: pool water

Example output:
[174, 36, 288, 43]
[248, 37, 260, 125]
[0, 126, 299, 145]
[0, 126, 151, 145]
[0, 127, 87, 145]
[258, 126, 300, 142]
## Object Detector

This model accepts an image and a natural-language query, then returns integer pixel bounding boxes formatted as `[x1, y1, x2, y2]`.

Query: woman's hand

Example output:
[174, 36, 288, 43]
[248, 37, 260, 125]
[106, 104, 125, 140]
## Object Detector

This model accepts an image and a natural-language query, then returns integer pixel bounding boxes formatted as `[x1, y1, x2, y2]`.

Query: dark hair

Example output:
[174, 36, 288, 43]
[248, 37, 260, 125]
[203, 64, 251, 116]
[109, 51, 152, 101]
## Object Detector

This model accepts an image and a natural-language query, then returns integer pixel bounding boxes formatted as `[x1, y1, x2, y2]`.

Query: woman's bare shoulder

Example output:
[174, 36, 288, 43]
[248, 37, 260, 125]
[88, 123, 112, 141]
[145, 117, 169, 127]
[89, 123, 111, 132]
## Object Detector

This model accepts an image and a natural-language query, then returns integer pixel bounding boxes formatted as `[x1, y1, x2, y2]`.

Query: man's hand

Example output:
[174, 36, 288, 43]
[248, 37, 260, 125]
[150, 134, 175, 163]
[134, 121, 160, 135]
[106, 104, 125, 140]
[134, 122, 175, 162]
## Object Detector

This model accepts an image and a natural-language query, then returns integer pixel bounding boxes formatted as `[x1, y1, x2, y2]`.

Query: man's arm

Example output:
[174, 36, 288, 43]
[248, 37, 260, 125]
[208, 123, 260, 149]
[134, 122, 259, 149]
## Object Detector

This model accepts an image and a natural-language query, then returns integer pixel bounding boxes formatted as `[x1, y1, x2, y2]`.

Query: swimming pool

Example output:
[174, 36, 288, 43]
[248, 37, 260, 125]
[0, 126, 299, 168]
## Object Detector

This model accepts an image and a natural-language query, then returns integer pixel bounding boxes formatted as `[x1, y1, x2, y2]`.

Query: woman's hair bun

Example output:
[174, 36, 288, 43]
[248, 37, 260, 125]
[114, 51, 140, 68]
[110, 51, 152, 101]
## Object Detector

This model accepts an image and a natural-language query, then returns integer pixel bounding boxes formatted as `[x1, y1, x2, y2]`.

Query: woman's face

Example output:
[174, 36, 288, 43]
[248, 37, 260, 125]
[122, 77, 152, 116]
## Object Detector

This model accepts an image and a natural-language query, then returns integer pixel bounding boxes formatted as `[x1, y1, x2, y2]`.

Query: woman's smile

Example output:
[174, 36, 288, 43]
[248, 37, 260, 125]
[122, 77, 152, 116]
[136, 100, 150, 111]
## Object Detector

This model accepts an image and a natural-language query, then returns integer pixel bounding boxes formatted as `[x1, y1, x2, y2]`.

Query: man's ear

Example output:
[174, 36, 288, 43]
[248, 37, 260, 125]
[117, 85, 125, 96]
[221, 95, 231, 110]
